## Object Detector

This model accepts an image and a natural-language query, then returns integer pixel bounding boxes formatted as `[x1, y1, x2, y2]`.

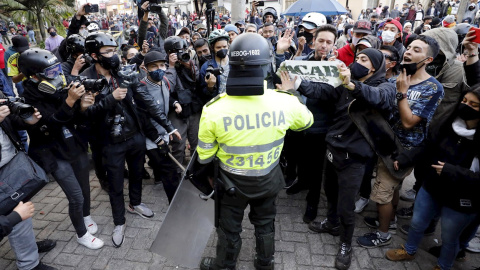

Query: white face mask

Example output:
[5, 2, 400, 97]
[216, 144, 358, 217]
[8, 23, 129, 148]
[381, 30, 396, 43]
[352, 36, 360, 46]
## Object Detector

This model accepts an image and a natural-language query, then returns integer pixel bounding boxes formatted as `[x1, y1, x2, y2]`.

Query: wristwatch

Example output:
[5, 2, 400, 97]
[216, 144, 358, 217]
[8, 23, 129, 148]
[396, 92, 407, 101]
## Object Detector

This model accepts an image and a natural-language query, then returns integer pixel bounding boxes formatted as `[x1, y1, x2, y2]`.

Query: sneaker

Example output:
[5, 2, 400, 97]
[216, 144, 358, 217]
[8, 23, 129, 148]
[467, 237, 480, 253]
[285, 181, 307, 195]
[364, 216, 397, 234]
[32, 262, 57, 270]
[308, 218, 340, 236]
[396, 205, 414, 219]
[357, 231, 392, 248]
[428, 245, 466, 261]
[77, 231, 104, 250]
[354, 197, 370, 213]
[302, 204, 317, 223]
[36, 239, 56, 253]
[335, 242, 352, 270]
[284, 177, 298, 189]
[84, 215, 98, 235]
[112, 224, 125, 248]
[127, 203, 154, 219]
[400, 189, 416, 202]
[399, 224, 435, 236]
[385, 245, 415, 261]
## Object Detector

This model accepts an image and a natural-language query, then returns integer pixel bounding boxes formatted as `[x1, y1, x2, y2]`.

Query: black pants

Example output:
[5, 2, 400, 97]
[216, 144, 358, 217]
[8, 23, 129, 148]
[146, 148, 180, 203]
[297, 133, 327, 207]
[103, 133, 146, 225]
[283, 131, 303, 181]
[358, 156, 378, 199]
[324, 155, 365, 245]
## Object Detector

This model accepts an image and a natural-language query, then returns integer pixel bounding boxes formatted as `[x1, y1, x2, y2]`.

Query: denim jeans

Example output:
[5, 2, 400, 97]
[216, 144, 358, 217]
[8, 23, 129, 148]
[8, 218, 39, 270]
[51, 153, 90, 237]
[405, 187, 478, 270]
[27, 30, 36, 44]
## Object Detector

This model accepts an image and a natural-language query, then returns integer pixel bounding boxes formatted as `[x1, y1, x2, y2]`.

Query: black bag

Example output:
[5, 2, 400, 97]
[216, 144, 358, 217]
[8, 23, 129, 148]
[0, 151, 49, 216]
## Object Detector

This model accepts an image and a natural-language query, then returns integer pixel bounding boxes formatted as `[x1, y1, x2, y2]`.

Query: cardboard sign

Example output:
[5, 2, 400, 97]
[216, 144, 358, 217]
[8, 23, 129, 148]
[277, 60, 343, 88]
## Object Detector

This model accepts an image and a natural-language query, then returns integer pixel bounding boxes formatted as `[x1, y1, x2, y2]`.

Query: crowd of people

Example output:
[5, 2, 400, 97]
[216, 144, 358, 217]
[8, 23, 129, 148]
[1, 0, 480, 270]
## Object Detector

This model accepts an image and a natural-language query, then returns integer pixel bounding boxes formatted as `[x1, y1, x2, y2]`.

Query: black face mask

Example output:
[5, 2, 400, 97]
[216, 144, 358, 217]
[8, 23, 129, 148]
[399, 57, 429, 76]
[425, 54, 446, 77]
[298, 31, 313, 44]
[216, 49, 228, 59]
[350, 62, 371, 80]
[99, 54, 121, 71]
[458, 103, 480, 120]
[199, 54, 212, 65]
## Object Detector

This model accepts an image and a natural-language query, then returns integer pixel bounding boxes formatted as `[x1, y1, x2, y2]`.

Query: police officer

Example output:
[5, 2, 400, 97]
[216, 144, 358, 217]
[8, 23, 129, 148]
[198, 33, 313, 270]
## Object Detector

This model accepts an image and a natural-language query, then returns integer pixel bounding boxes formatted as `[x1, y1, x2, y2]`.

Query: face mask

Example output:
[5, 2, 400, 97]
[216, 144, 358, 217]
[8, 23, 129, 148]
[216, 49, 228, 59]
[399, 57, 428, 76]
[50, 31, 57, 37]
[38, 75, 67, 94]
[350, 62, 371, 80]
[148, 68, 166, 82]
[470, 6, 475, 10]
[382, 30, 396, 43]
[458, 102, 480, 120]
[239, 27, 245, 33]
[352, 36, 360, 46]
[298, 31, 314, 44]
[425, 54, 446, 77]
[99, 54, 121, 70]
[199, 54, 212, 64]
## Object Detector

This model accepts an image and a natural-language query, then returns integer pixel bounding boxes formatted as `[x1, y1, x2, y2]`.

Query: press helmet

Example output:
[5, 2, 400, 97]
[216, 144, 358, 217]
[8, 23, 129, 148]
[263, 7, 278, 23]
[164, 36, 188, 53]
[85, 32, 118, 55]
[66, 34, 86, 55]
[86, 22, 100, 32]
[300, 12, 327, 29]
[207, 29, 230, 47]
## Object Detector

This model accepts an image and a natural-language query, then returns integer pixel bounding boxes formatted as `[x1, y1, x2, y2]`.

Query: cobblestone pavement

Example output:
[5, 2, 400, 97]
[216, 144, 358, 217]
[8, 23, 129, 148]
[0, 166, 479, 270]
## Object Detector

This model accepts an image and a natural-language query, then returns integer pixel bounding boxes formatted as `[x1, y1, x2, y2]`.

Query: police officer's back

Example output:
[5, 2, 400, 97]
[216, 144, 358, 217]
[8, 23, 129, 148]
[198, 33, 313, 270]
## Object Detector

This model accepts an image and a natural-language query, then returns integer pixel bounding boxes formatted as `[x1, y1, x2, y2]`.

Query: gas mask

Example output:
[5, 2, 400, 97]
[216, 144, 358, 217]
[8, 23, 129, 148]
[36, 63, 67, 94]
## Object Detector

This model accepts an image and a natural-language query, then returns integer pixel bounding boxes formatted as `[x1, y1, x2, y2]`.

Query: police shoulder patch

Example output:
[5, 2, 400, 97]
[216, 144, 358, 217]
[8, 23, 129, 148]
[206, 93, 226, 107]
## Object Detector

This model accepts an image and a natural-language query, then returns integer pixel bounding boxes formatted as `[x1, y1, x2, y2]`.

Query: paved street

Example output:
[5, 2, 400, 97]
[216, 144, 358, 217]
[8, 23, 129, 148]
[0, 164, 479, 270]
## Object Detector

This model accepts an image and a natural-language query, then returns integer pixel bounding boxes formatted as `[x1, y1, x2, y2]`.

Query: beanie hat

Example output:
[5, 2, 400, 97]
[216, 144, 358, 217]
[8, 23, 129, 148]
[442, 15, 456, 28]
[404, 22, 412, 29]
[224, 24, 238, 34]
[358, 48, 383, 72]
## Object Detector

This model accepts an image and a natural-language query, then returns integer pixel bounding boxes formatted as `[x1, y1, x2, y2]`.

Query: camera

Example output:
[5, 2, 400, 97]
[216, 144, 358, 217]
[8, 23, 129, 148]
[109, 114, 124, 138]
[0, 97, 35, 120]
[142, 0, 164, 13]
[177, 50, 190, 62]
[118, 64, 139, 88]
[75, 76, 108, 93]
[205, 65, 223, 80]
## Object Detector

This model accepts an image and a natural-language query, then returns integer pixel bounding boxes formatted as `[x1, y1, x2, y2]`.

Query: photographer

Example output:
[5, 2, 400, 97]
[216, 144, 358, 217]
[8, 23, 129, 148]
[199, 29, 229, 97]
[80, 32, 159, 248]
[0, 92, 57, 270]
[19, 49, 105, 250]
[61, 34, 90, 84]
[138, 1, 168, 53]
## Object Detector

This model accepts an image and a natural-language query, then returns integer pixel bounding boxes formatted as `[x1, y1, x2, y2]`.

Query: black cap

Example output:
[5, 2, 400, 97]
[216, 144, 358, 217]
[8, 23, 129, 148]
[144, 51, 167, 66]
[12, 36, 29, 53]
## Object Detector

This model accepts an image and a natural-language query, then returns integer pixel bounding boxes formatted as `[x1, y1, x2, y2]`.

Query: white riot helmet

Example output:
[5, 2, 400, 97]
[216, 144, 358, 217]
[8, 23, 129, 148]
[300, 12, 327, 30]
[87, 22, 100, 33]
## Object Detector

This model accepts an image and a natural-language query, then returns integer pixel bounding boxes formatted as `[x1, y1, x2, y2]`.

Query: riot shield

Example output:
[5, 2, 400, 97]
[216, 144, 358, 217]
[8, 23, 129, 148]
[348, 99, 413, 180]
[150, 150, 215, 268]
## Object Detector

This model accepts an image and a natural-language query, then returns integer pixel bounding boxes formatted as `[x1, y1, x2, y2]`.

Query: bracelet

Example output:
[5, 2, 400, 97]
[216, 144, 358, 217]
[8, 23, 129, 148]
[463, 52, 478, 58]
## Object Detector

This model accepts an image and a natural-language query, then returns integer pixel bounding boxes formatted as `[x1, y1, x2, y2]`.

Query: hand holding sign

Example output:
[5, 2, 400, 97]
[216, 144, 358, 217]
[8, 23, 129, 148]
[337, 63, 355, 90]
[276, 70, 297, 91]
[277, 60, 343, 88]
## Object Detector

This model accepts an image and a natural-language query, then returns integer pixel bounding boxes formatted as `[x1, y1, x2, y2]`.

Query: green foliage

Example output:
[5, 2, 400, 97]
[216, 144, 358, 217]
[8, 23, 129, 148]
[38, 40, 45, 49]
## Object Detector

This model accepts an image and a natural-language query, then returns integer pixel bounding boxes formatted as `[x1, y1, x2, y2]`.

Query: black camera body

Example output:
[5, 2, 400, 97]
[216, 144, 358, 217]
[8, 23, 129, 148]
[75, 76, 108, 93]
[110, 114, 125, 138]
[205, 65, 223, 80]
[0, 97, 34, 120]
[143, 0, 164, 13]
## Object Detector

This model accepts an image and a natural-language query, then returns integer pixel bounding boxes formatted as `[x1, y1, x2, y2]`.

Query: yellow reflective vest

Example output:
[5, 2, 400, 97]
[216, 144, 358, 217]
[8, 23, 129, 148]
[197, 88, 313, 177]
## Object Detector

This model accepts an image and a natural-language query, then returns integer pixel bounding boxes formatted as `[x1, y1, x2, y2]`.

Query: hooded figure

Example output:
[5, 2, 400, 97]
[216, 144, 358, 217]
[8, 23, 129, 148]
[422, 27, 465, 135]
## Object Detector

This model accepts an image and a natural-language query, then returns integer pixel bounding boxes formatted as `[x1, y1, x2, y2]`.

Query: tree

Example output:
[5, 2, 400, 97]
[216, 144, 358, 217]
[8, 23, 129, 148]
[0, 0, 74, 41]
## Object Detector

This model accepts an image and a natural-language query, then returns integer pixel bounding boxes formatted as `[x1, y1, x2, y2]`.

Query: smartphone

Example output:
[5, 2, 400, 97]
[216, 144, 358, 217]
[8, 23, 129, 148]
[85, 4, 99, 13]
[257, 1, 265, 6]
[470, 27, 480, 44]
[146, 31, 155, 47]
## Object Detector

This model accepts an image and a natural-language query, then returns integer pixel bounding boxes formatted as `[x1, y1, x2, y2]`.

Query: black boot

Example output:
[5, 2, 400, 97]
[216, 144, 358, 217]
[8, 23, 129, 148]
[200, 228, 241, 270]
[254, 232, 275, 270]
[303, 204, 317, 223]
[335, 242, 352, 270]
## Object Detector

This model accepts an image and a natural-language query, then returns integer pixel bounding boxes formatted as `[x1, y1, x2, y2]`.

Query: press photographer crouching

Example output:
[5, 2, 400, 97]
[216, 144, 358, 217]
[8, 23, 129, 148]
[19, 49, 105, 250]
[80, 32, 158, 248]
[0, 92, 58, 270]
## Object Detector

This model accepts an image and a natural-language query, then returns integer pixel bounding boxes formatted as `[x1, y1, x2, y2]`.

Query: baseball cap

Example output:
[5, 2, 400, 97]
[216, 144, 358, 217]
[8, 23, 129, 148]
[357, 39, 372, 48]
[299, 21, 316, 30]
[235, 20, 245, 26]
[384, 18, 403, 33]
[224, 24, 238, 34]
[12, 36, 29, 53]
[353, 20, 372, 34]
[196, 23, 206, 30]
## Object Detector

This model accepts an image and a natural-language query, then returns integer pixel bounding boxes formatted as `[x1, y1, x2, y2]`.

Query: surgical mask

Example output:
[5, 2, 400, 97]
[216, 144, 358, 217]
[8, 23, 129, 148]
[99, 54, 121, 70]
[148, 68, 166, 82]
[350, 62, 371, 80]
[381, 30, 396, 43]
[38, 75, 67, 94]
[352, 36, 360, 46]
[216, 49, 228, 59]
[399, 57, 429, 76]
[458, 102, 480, 120]
[50, 31, 57, 37]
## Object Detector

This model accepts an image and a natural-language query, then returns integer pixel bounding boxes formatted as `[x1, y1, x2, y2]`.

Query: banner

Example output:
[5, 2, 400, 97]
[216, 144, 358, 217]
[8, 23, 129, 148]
[277, 60, 343, 88]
